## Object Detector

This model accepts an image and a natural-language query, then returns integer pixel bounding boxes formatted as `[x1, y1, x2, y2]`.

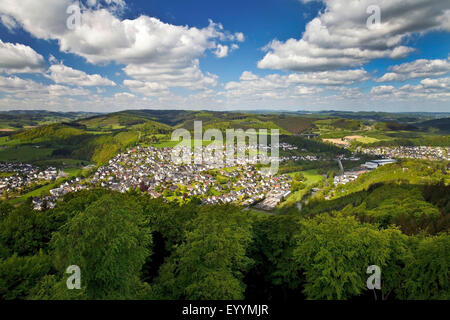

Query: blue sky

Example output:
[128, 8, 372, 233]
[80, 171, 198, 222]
[0, 0, 449, 112]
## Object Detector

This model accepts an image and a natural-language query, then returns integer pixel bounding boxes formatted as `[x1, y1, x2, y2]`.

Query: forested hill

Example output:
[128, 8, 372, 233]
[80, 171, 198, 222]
[74, 110, 318, 134]
[0, 110, 101, 130]
[0, 110, 321, 167]
[0, 110, 448, 167]
[417, 118, 450, 133]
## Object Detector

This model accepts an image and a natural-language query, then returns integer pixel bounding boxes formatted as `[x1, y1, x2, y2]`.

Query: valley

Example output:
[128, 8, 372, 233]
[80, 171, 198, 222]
[0, 109, 448, 301]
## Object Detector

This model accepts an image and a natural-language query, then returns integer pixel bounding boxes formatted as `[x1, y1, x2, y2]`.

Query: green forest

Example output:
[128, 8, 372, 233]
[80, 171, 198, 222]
[1, 181, 448, 300]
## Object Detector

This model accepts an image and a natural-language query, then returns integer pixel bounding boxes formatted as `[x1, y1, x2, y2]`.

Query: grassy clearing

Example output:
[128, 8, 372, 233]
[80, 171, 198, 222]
[280, 170, 324, 208]
[0, 172, 15, 178]
[302, 169, 325, 185]
[354, 136, 380, 144]
[149, 140, 179, 148]
[149, 139, 214, 148]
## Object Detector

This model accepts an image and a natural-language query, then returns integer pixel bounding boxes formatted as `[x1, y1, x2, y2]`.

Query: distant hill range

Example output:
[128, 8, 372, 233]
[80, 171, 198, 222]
[295, 110, 450, 123]
[416, 117, 450, 133]
[0, 110, 102, 130]
[0, 109, 448, 167]
[73, 110, 318, 135]
[1, 109, 449, 134]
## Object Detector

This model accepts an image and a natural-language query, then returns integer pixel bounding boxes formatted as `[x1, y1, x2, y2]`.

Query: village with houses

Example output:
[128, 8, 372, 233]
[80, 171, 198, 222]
[358, 146, 449, 161]
[0, 163, 62, 199]
[30, 143, 303, 211]
[2, 141, 444, 212]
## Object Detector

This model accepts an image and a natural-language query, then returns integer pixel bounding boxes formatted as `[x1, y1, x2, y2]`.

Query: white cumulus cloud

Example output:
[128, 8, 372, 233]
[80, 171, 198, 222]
[259, 0, 450, 71]
[377, 58, 450, 82]
[214, 44, 229, 58]
[0, 40, 45, 74]
[0, 1, 242, 91]
[47, 64, 116, 87]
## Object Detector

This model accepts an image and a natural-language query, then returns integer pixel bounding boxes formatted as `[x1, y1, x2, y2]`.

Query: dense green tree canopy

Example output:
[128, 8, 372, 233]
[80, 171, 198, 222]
[293, 213, 404, 300]
[0, 251, 51, 300]
[51, 194, 152, 299]
[400, 234, 450, 300]
[0, 181, 448, 301]
[151, 205, 253, 300]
